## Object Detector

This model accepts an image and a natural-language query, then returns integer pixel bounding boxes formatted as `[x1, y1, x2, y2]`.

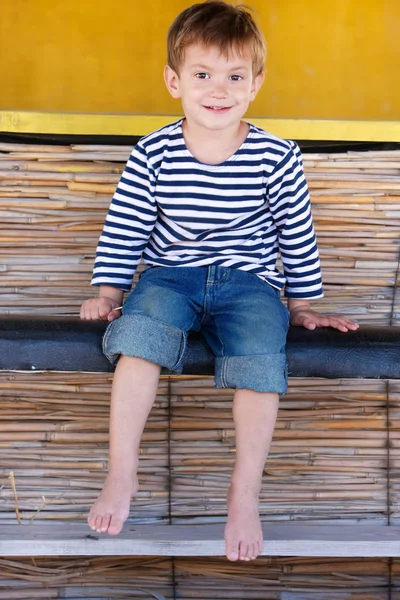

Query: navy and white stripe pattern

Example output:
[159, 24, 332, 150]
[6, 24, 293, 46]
[92, 119, 323, 299]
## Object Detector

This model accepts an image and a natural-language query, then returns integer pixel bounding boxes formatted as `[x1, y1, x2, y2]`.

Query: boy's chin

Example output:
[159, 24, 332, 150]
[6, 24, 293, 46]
[187, 113, 243, 131]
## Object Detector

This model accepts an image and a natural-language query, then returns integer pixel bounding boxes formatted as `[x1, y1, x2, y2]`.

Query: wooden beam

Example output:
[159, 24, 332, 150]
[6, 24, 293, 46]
[1, 523, 400, 557]
[1, 110, 399, 141]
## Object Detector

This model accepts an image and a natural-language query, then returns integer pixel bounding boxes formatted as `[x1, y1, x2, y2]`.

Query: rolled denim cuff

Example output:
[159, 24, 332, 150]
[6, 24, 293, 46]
[214, 354, 288, 394]
[102, 314, 187, 373]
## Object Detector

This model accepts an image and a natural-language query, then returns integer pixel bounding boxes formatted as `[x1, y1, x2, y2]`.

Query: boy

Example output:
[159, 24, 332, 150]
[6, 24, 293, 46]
[80, 0, 358, 562]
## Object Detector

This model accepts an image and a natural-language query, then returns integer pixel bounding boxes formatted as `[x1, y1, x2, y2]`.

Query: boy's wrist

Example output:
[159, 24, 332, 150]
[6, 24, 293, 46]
[99, 285, 124, 304]
[288, 299, 311, 314]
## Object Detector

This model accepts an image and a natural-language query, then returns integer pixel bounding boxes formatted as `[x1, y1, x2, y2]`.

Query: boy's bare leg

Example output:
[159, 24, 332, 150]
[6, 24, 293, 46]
[88, 355, 161, 535]
[225, 390, 279, 561]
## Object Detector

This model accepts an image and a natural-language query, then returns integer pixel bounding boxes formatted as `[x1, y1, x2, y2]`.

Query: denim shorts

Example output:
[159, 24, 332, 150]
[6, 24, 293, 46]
[102, 265, 290, 394]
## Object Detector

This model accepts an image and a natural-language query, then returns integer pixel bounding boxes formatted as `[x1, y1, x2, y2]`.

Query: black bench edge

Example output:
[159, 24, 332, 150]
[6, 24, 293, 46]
[0, 317, 399, 379]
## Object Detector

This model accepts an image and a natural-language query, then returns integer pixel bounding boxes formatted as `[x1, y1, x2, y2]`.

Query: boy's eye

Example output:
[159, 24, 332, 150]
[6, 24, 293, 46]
[195, 72, 210, 79]
[230, 74, 243, 81]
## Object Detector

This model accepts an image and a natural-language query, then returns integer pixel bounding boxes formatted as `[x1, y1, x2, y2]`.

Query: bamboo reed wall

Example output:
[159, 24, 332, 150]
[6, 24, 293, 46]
[0, 142, 399, 598]
[0, 143, 399, 323]
[0, 556, 397, 599]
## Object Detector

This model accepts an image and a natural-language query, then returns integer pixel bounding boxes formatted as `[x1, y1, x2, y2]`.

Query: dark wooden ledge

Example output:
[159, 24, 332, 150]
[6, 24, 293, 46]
[0, 317, 399, 379]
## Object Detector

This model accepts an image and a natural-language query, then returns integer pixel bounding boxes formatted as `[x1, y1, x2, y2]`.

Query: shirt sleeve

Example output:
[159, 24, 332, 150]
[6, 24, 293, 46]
[268, 141, 323, 299]
[91, 143, 158, 291]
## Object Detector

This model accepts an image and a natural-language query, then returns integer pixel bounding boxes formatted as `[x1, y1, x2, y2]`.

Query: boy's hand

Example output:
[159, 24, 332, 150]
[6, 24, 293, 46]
[80, 297, 122, 322]
[289, 306, 359, 332]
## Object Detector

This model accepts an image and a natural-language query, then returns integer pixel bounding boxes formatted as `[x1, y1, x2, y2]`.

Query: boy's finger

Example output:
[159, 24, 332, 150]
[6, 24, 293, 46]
[80, 301, 92, 320]
[98, 307, 111, 319]
[302, 318, 316, 330]
[107, 309, 121, 322]
[82, 306, 92, 320]
[92, 303, 107, 319]
[330, 315, 359, 327]
[338, 321, 358, 330]
[343, 319, 359, 328]
[310, 315, 330, 327]
[327, 317, 358, 332]
[330, 317, 354, 329]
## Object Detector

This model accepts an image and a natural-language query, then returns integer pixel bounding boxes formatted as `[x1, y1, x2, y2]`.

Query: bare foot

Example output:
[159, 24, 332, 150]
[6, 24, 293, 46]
[224, 484, 263, 561]
[88, 474, 138, 535]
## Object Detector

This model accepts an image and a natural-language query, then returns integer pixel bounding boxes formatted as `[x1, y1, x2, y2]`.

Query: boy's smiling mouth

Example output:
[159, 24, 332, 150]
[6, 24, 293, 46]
[204, 105, 232, 112]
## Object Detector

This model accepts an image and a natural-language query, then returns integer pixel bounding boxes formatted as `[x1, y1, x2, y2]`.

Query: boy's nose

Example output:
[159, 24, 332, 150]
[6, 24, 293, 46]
[211, 87, 227, 98]
[211, 81, 228, 98]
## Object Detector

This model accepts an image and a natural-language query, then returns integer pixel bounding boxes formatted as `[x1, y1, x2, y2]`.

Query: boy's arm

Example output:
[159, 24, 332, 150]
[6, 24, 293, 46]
[91, 142, 157, 293]
[269, 141, 322, 301]
[81, 143, 157, 321]
[269, 143, 358, 332]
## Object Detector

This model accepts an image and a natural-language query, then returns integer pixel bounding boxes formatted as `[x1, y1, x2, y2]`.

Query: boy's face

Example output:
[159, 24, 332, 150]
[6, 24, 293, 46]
[165, 43, 264, 132]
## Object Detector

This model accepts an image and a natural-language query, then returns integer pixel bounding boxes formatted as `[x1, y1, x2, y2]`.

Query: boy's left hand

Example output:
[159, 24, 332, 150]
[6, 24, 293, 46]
[290, 307, 359, 332]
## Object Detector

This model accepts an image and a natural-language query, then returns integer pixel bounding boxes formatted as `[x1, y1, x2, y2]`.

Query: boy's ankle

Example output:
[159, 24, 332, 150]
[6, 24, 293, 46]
[106, 467, 139, 485]
[229, 476, 261, 498]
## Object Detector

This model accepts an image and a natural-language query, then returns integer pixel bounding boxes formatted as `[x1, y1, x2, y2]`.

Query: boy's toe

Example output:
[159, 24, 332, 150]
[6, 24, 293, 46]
[88, 513, 96, 530]
[88, 505, 98, 528]
[249, 542, 257, 560]
[226, 540, 240, 561]
[108, 514, 125, 536]
[94, 515, 104, 533]
[239, 542, 249, 561]
[251, 542, 260, 560]
[99, 514, 111, 533]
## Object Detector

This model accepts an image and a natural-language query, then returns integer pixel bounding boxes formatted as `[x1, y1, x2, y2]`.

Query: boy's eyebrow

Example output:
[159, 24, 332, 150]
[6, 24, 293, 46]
[191, 64, 250, 72]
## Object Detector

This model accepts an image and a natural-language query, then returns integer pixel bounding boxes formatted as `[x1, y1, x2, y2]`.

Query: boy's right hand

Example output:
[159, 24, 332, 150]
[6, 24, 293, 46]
[80, 297, 122, 322]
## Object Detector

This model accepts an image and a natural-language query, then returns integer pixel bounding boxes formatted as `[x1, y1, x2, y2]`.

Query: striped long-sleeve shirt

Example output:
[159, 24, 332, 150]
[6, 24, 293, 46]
[91, 119, 323, 299]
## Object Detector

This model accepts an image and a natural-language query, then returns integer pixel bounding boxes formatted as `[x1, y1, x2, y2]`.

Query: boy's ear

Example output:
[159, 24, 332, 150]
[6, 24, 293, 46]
[250, 71, 265, 102]
[164, 65, 181, 98]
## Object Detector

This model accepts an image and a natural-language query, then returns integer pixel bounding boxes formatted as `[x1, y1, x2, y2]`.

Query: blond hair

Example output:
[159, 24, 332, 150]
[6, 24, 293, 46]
[167, 1, 266, 77]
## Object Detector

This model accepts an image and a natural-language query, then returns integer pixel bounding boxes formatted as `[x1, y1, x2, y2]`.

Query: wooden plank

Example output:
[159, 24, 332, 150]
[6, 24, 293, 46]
[1, 110, 400, 141]
[1, 523, 400, 557]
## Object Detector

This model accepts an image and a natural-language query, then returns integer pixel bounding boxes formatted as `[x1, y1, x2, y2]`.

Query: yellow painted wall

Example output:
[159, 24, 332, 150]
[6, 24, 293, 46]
[0, 0, 399, 120]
